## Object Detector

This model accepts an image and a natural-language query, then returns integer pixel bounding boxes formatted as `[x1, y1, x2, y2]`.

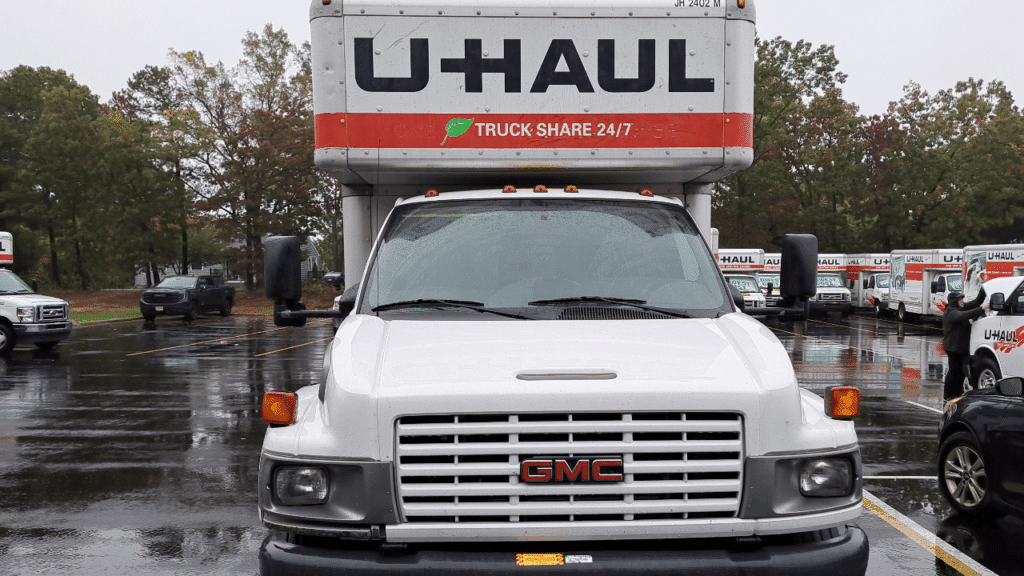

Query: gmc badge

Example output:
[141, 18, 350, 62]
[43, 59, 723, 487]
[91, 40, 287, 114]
[520, 456, 624, 483]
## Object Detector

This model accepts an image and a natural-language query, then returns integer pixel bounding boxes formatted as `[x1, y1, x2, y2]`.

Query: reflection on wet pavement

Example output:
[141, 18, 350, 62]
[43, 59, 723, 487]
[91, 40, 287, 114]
[0, 317, 333, 575]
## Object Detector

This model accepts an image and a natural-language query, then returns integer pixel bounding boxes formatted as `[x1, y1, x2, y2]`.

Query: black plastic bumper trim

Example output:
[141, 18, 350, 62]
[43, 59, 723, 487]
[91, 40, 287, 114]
[259, 524, 869, 576]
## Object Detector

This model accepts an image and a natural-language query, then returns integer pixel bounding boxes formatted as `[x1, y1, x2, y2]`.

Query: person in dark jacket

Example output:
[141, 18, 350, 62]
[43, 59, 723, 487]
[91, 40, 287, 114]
[942, 289, 989, 400]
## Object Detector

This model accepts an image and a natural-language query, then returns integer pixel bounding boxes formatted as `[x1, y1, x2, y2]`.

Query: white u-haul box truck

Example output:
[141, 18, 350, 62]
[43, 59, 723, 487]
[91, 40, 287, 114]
[846, 253, 890, 312]
[257, 1, 867, 574]
[812, 254, 852, 316]
[717, 248, 766, 308]
[0, 231, 72, 354]
[889, 249, 963, 321]
[760, 252, 782, 306]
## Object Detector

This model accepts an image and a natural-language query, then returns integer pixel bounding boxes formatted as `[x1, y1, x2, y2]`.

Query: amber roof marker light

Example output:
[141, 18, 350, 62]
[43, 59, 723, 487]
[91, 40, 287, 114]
[737, 0, 746, 8]
[825, 386, 860, 420]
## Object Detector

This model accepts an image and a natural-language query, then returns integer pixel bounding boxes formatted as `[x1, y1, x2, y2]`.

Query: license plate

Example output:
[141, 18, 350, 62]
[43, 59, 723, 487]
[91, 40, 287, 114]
[155, 307, 163, 312]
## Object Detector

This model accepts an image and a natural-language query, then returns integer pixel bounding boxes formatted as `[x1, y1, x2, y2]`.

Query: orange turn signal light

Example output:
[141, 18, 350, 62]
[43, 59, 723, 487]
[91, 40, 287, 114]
[425, 189, 439, 197]
[639, 188, 654, 197]
[263, 391, 298, 426]
[825, 386, 860, 420]
[564, 185, 579, 193]
[737, 0, 746, 8]
[534, 185, 548, 193]
[503, 185, 517, 193]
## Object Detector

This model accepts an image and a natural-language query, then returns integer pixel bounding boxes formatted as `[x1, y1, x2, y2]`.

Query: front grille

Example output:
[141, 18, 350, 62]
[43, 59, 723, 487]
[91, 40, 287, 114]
[144, 293, 183, 304]
[37, 304, 68, 322]
[820, 293, 843, 301]
[395, 412, 744, 524]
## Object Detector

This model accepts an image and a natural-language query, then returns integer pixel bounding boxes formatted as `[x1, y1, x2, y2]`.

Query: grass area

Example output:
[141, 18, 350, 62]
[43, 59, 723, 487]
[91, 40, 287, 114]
[43, 283, 345, 324]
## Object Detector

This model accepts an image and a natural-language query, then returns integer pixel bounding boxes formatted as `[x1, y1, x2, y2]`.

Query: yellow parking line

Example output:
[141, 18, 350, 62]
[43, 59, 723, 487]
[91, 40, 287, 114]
[863, 492, 994, 576]
[254, 336, 334, 357]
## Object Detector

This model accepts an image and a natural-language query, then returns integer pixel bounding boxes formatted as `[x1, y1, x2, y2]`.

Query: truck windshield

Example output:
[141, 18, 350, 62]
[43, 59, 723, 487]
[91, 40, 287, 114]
[0, 270, 34, 294]
[154, 277, 198, 289]
[727, 277, 759, 293]
[817, 274, 844, 288]
[947, 274, 963, 292]
[360, 198, 728, 317]
[757, 275, 779, 290]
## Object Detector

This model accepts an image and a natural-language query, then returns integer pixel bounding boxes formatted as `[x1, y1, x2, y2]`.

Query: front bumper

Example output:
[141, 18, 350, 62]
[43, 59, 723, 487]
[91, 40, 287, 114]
[260, 525, 869, 576]
[809, 301, 852, 314]
[12, 322, 72, 343]
[140, 303, 189, 316]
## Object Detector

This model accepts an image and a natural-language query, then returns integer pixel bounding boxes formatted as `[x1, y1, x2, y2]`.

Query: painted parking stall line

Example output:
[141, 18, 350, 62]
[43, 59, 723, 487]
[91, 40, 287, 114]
[864, 491, 996, 576]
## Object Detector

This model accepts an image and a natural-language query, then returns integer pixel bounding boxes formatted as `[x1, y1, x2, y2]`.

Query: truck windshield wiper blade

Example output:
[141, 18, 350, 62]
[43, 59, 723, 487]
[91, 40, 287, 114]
[372, 299, 534, 320]
[527, 296, 692, 319]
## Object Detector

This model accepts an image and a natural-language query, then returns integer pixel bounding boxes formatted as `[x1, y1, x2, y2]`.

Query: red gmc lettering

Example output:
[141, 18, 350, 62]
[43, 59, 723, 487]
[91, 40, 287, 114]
[554, 460, 589, 481]
[521, 461, 552, 482]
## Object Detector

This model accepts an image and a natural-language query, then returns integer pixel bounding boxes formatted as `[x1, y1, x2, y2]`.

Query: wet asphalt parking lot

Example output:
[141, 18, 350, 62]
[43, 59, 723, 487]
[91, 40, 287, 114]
[1, 312, 1022, 575]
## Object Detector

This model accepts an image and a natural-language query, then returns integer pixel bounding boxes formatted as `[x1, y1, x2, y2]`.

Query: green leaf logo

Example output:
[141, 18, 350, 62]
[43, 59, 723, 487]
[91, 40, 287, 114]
[441, 118, 474, 145]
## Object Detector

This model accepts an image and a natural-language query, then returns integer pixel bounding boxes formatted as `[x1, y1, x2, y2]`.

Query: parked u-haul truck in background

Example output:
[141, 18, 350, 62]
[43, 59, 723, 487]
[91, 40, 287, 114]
[812, 254, 852, 317]
[888, 249, 963, 322]
[760, 252, 782, 306]
[0, 231, 72, 354]
[846, 254, 890, 314]
[258, 1, 868, 574]
[717, 248, 766, 308]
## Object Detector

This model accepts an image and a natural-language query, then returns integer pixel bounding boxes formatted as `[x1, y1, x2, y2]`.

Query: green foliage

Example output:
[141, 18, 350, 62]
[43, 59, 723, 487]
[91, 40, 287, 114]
[714, 37, 1024, 252]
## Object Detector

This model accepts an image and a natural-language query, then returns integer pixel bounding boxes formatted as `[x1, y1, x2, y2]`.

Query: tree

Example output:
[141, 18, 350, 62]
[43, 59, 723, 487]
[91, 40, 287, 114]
[714, 37, 858, 251]
[169, 25, 320, 291]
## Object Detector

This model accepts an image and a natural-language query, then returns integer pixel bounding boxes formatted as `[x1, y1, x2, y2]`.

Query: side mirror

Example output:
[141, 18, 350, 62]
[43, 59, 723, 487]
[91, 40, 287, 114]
[930, 281, 938, 293]
[780, 234, 817, 301]
[729, 284, 745, 311]
[996, 377, 1023, 397]
[767, 282, 774, 296]
[336, 282, 360, 317]
[991, 292, 1006, 312]
[862, 279, 868, 289]
[265, 236, 306, 327]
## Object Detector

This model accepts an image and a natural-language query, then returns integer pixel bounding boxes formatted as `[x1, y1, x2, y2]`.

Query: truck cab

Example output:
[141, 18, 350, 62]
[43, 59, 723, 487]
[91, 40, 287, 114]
[968, 276, 1024, 389]
[724, 273, 766, 309]
[929, 272, 962, 314]
[0, 268, 72, 354]
[811, 274, 852, 317]
[863, 272, 890, 315]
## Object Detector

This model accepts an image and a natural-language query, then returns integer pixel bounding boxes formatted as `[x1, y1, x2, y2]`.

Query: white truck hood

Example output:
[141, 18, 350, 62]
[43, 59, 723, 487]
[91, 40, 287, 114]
[266, 314, 852, 460]
[0, 293, 68, 307]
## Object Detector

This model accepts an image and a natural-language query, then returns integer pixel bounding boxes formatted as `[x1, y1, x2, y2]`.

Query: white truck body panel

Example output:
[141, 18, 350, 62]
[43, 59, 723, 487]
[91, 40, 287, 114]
[0, 231, 12, 267]
[962, 244, 1024, 301]
[969, 276, 1024, 385]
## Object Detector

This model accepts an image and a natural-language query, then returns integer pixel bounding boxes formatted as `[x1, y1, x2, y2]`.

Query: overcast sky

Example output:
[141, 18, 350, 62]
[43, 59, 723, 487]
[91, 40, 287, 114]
[1, 1, 1019, 118]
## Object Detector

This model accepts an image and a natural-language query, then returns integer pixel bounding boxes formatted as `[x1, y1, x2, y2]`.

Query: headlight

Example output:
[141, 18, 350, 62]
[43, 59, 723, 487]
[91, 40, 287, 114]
[274, 466, 329, 505]
[17, 307, 35, 322]
[842, 293, 850, 301]
[799, 458, 852, 497]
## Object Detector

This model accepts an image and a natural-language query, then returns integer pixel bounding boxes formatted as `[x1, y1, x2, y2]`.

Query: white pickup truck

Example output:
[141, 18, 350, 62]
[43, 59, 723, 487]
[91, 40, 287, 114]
[0, 268, 72, 354]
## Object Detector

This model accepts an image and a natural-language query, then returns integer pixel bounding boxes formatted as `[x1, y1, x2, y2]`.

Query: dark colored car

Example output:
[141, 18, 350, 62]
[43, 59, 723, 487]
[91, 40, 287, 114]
[938, 377, 1024, 518]
[321, 271, 344, 289]
[140, 275, 235, 322]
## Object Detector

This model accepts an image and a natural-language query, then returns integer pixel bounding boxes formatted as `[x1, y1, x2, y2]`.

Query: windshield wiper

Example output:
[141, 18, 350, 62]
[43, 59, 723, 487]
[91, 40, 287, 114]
[372, 299, 534, 320]
[527, 296, 692, 319]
